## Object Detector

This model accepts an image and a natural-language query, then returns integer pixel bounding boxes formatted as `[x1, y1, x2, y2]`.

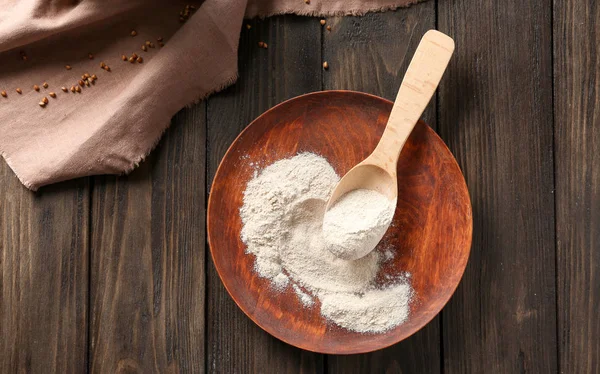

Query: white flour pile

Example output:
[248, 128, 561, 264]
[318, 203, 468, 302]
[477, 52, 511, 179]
[240, 153, 413, 333]
[323, 189, 396, 260]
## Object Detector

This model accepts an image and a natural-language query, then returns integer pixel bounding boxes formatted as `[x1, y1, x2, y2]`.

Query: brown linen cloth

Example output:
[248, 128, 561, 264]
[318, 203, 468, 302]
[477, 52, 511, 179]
[0, 0, 420, 190]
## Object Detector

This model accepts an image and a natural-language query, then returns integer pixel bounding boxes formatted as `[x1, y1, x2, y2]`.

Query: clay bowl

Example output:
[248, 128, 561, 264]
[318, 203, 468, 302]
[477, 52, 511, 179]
[207, 90, 472, 354]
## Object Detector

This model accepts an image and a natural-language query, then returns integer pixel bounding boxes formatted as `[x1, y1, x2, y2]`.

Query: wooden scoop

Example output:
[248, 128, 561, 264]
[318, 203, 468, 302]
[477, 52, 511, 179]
[326, 30, 455, 210]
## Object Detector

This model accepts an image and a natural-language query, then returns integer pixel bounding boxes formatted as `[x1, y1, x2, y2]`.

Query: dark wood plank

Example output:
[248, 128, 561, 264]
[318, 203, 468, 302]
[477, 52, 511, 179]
[322, 3, 441, 372]
[0, 170, 88, 373]
[89, 106, 206, 372]
[554, 1, 600, 372]
[206, 15, 324, 373]
[322, 3, 436, 125]
[437, 0, 557, 372]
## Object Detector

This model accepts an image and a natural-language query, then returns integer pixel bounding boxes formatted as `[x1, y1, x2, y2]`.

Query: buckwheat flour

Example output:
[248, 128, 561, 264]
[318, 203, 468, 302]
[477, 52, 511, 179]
[323, 189, 397, 260]
[239, 153, 413, 333]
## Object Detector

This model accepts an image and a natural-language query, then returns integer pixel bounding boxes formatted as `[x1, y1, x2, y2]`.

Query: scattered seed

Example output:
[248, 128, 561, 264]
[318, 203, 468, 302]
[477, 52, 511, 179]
[65, 65, 72, 70]
[103, 66, 111, 72]
[157, 36, 163, 42]
[320, 19, 326, 25]
[122, 55, 128, 61]
[42, 97, 48, 104]
[62, 87, 68, 92]
[78, 80, 83, 87]
[327, 25, 331, 31]
[323, 61, 329, 69]
[1, 91, 6, 98]
[129, 56, 135, 63]
[258, 41, 264, 48]
[132, 53, 138, 59]
[75, 86, 81, 93]
[49, 92, 56, 98]
[43, 82, 48, 88]
[149, 42, 155, 48]
[142, 45, 147, 52]
[70, 86, 76, 92]
[88, 53, 94, 59]
[145, 41, 151, 46]
[263, 42, 268, 49]
[84, 73, 90, 79]
[304, 0, 310, 4]
[100, 62, 106, 68]
[39, 101, 46, 107]
[136, 56, 143, 63]
[91, 74, 98, 80]
[16, 88, 22, 94]
[246, 24, 251, 30]
[179, 4, 196, 22]
[22, 55, 28, 61]
[131, 30, 137, 37]
[85, 80, 90, 87]
[34, 85, 40, 91]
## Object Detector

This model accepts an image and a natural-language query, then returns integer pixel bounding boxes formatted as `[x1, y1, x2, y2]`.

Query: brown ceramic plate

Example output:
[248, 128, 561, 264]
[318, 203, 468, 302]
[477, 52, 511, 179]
[207, 91, 472, 354]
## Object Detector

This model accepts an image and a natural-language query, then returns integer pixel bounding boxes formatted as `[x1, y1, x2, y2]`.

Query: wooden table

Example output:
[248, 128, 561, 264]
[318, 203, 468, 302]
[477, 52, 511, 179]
[1, 1, 598, 373]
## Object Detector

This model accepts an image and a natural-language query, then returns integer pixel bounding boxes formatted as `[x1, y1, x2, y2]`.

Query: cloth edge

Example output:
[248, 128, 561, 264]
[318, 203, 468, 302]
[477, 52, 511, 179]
[120, 72, 239, 177]
[1, 73, 239, 191]
[244, 0, 424, 19]
[1, 151, 36, 190]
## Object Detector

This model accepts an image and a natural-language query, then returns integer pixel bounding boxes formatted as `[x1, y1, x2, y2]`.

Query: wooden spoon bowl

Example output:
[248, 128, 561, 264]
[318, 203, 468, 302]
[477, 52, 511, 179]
[207, 90, 472, 354]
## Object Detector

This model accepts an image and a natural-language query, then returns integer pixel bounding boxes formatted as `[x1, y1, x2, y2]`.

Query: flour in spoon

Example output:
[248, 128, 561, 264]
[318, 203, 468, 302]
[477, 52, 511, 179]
[323, 189, 396, 260]
[240, 153, 413, 333]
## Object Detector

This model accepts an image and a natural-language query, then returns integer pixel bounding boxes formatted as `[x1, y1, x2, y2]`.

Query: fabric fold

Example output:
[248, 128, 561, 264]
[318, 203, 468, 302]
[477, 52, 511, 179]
[0, 0, 420, 190]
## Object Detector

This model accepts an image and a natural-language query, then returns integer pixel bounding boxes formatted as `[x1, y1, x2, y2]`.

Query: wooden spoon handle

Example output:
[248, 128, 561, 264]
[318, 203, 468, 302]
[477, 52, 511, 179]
[372, 30, 454, 170]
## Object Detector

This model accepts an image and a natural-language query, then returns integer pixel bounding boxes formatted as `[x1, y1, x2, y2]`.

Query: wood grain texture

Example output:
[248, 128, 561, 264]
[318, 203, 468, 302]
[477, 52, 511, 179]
[206, 15, 324, 373]
[438, 0, 557, 372]
[0, 168, 88, 373]
[89, 106, 206, 373]
[5, 5, 598, 372]
[322, 3, 443, 371]
[554, 1, 600, 372]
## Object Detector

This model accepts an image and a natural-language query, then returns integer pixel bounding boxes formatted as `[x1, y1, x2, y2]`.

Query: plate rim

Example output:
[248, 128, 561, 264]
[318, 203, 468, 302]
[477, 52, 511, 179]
[207, 89, 473, 354]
